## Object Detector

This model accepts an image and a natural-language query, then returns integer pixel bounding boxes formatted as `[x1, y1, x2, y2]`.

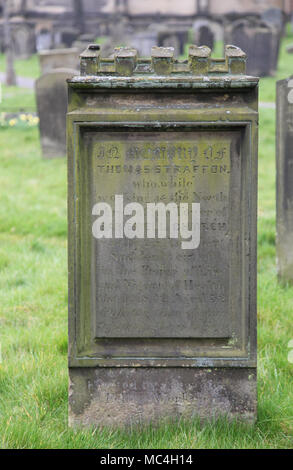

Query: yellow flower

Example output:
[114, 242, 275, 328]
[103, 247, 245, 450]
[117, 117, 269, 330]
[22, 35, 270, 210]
[9, 119, 16, 126]
[20, 114, 27, 121]
[33, 116, 39, 125]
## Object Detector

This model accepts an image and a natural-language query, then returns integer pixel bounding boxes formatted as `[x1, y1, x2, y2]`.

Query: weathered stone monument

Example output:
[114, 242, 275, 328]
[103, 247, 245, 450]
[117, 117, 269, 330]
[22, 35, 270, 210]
[38, 48, 80, 75]
[276, 77, 293, 282]
[158, 29, 188, 56]
[67, 44, 258, 427]
[225, 18, 280, 77]
[36, 68, 77, 158]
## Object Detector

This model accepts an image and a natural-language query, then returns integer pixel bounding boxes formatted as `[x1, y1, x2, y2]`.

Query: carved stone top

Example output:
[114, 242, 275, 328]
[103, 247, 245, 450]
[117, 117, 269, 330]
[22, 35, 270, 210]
[78, 44, 248, 77]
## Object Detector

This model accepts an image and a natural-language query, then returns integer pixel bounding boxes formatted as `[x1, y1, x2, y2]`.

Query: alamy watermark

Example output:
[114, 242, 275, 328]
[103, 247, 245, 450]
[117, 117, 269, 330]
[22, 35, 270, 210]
[92, 194, 200, 249]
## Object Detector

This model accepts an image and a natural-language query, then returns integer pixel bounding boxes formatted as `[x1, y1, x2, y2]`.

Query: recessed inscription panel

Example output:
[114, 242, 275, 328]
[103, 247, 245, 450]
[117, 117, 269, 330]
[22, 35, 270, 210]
[80, 130, 242, 339]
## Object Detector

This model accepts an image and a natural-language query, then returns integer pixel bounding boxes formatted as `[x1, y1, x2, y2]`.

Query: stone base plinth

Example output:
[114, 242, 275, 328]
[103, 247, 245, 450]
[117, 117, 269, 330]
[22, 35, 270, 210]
[69, 367, 257, 428]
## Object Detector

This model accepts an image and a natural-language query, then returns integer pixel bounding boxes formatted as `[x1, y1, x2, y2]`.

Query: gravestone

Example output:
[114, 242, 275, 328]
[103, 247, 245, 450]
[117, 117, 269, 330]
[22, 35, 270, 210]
[197, 25, 214, 50]
[67, 44, 258, 427]
[261, 8, 284, 71]
[38, 48, 80, 75]
[12, 23, 35, 59]
[225, 18, 280, 77]
[36, 29, 53, 52]
[261, 8, 285, 33]
[158, 29, 188, 56]
[59, 28, 80, 48]
[132, 31, 158, 57]
[72, 34, 97, 53]
[36, 68, 77, 158]
[276, 77, 293, 282]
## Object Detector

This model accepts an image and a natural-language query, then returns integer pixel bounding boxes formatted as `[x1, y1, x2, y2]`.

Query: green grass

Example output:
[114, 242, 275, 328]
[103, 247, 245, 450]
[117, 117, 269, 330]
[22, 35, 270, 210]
[0, 53, 40, 79]
[0, 109, 292, 448]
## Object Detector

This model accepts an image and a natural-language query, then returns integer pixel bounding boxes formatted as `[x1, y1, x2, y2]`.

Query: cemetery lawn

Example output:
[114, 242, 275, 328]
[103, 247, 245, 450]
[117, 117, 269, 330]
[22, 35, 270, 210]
[0, 105, 292, 449]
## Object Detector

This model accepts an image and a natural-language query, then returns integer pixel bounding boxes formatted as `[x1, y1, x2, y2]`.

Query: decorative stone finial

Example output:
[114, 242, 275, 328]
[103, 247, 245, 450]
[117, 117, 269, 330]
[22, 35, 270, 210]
[78, 44, 248, 76]
[80, 44, 100, 75]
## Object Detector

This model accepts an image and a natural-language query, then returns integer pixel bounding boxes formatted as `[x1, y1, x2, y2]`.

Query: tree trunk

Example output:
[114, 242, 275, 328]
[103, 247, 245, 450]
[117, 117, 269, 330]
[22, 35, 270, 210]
[3, 0, 17, 86]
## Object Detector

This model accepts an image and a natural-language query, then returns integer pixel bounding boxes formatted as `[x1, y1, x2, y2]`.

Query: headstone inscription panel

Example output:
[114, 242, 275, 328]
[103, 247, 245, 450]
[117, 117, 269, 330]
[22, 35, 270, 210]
[276, 77, 293, 282]
[67, 44, 258, 427]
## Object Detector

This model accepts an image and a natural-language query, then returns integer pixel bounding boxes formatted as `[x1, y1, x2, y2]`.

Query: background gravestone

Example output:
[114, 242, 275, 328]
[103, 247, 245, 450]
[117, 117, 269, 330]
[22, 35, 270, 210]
[197, 25, 214, 50]
[261, 7, 285, 35]
[38, 48, 80, 74]
[276, 76, 293, 282]
[72, 33, 97, 53]
[36, 68, 77, 159]
[12, 22, 36, 59]
[261, 8, 284, 72]
[58, 28, 80, 48]
[225, 18, 280, 77]
[158, 29, 188, 56]
[67, 44, 258, 427]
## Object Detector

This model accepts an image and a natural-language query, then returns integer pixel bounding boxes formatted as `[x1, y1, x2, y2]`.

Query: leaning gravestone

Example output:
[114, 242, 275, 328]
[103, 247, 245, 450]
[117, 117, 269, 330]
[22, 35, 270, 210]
[38, 48, 80, 74]
[276, 77, 293, 282]
[36, 68, 77, 158]
[67, 44, 258, 427]
[225, 18, 280, 76]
